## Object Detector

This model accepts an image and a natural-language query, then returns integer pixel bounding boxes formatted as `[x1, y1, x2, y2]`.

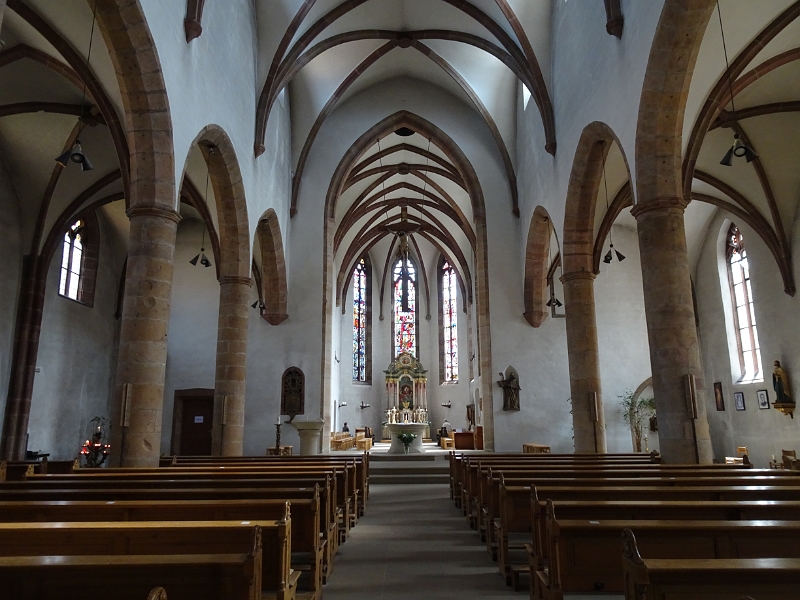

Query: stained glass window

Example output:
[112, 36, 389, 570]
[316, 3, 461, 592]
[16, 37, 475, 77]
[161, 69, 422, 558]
[442, 260, 458, 382]
[726, 224, 762, 383]
[352, 258, 368, 381]
[59, 220, 84, 301]
[393, 256, 416, 357]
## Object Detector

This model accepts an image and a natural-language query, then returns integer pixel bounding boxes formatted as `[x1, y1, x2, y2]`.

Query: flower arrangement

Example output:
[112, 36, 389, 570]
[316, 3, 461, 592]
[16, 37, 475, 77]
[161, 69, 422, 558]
[396, 432, 417, 453]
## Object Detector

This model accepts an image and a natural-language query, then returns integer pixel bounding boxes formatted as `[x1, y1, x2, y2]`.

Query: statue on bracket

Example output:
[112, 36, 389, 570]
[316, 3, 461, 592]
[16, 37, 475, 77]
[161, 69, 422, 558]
[498, 367, 521, 411]
[773, 360, 792, 404]
[281, 367, 305, 422]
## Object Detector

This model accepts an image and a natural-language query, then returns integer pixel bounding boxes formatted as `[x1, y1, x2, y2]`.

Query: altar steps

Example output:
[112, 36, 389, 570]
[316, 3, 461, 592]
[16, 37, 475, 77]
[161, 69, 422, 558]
[369, 454, 450, 484]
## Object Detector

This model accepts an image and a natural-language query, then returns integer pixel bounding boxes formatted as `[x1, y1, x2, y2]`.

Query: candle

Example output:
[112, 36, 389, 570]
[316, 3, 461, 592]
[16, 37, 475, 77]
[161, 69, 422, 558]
[276, 417, 281, 425]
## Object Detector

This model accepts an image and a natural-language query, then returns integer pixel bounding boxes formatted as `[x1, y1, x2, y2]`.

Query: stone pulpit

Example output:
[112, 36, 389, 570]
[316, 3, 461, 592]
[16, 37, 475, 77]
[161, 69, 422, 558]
[383, 353, 430, 443]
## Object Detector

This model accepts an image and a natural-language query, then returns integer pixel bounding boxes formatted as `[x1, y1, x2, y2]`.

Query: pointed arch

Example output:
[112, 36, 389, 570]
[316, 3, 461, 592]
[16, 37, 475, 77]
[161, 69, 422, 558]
[257, 209, 288, 325]
[523, 206, 552, 327]
[323, 110, 495, 449]
[185, 125, 251, 280]
[563, 122, 630, 275]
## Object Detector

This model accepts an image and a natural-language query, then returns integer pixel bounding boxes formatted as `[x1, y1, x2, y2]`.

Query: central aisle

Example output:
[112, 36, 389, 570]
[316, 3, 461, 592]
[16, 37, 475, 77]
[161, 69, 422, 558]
[323, 483, 514, 599]
[324, 483, 620, 600]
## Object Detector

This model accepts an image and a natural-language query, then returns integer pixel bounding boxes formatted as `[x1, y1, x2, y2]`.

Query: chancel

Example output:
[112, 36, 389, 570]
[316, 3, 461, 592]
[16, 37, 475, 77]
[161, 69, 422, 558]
[1, 1, 800, 598]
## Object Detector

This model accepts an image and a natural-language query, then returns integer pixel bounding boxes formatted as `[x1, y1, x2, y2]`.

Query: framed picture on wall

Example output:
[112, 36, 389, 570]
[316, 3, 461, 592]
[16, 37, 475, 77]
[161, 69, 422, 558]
[713, 382, 725, 411]
[757, 390, 770, 410]
[734, 392, 746, 411]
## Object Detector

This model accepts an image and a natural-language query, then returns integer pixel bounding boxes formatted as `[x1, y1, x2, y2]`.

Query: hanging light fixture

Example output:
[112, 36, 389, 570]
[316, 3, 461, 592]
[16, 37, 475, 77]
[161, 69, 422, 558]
[601, 150, 625, 265]
[546, 296, 562, 308]
[55, 0, 98, 171]
[251, 299, 265, 310]
[716, 1, 758, 166]
[190, 169, 213, 268]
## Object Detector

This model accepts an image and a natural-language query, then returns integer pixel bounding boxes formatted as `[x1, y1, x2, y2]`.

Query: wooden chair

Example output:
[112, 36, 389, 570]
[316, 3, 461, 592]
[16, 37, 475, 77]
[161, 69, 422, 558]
[736, 446, 748, 458]
[783, 449, 797, 459]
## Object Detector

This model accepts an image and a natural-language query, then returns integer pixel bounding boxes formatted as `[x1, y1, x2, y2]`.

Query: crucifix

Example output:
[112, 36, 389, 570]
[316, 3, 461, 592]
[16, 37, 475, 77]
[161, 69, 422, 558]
[385, 206, 420, 314]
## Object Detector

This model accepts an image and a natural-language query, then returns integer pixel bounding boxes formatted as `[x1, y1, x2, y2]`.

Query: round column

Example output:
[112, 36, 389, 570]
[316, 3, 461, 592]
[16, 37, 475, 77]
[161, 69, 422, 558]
[113, 206, 180, 468]
[561, 271, 607, 453]
[632, 198, 713, 464]
[213, 276, 251, 456]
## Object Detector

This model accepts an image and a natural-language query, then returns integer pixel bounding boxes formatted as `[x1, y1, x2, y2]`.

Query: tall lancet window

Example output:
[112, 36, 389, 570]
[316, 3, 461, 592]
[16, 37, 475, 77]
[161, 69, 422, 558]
[441, 260, 458, 382]
[60, 220, 85, 301]
[393, 254, 417, 357]
[352, 257, 371, 382]
[726, 224, 762, 382]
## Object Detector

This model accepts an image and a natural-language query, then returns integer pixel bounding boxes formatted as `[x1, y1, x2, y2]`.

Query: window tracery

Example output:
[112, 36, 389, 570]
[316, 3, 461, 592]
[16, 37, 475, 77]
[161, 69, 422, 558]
[726, 224, 762, 383]
[352, 257, 371, 382]
[393, 256, 417, 357]
[59, 220, 85, 302]
[441, 260, 458, 383]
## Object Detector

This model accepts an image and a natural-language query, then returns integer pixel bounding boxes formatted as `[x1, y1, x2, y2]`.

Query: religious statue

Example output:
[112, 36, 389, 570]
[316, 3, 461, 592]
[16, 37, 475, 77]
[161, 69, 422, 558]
[498, 371, 521, 411]
[773, 360, 792, 403]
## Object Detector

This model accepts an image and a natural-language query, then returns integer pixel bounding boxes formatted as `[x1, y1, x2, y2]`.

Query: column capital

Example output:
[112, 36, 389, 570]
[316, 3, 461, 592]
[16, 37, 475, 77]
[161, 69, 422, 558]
[218, 275, 253, 287]
[126, 205, 182, 224]
[630, 197, 688, 219]
[560, 270, 596, 284]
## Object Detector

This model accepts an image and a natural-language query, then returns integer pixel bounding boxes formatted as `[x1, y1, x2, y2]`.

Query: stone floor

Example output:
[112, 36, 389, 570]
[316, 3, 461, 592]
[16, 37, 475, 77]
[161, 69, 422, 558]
[324, 483, 622, 600]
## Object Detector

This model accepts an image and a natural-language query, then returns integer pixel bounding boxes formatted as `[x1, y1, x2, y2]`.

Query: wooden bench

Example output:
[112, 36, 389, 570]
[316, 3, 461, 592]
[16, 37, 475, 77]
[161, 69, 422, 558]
[0, 458, 78, 481]
[532, 509, 800, 600]
[621, 529, 800, 600]
[59, 465, 358, 547]
[0, 518, 296, 600]
[523, 444, 551, 454]
[0, 497, 324, 597]
[0, 480, 338, 584]
[495, 480, 800, 589]
[0, 553, 261, 600]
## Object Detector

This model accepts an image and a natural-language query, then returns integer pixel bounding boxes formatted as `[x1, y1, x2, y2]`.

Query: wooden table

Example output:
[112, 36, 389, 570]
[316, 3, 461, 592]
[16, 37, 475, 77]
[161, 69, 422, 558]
[523, 443, 551, 454]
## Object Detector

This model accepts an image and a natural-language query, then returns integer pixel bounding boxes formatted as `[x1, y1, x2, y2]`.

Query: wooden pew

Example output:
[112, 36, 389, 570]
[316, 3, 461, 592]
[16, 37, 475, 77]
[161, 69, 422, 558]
[162, 454, 370, 516]
[532, 507, 800, 600]
[0, 519, 297, 600]
[0, 482, 339, 584]
[448, 452, 661, 507]
[0, 553, 261, 600]
[0, 497, 324, 597]
[70, 463, 360, 539]
[0, 458, 78, 481]
[621, 529, 800, 600]
[496, 481, 800, 589]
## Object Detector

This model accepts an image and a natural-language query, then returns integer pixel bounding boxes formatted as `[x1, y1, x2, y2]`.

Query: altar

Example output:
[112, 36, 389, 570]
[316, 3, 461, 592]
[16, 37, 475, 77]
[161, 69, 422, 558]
[382, 352, 431, 444]
[386, 422, 427, 454]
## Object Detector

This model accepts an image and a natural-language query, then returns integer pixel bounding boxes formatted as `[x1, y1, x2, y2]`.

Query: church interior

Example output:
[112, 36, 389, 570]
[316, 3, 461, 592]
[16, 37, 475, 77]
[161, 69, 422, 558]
[0, 0, 799, 598]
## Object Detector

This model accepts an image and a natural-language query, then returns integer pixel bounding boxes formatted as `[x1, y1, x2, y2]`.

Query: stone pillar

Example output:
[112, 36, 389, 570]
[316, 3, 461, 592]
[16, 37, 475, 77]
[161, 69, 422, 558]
[631, 198, 712, 464]
[111, 206, 180, 468]
[561, 271, 607, 453]
[0, 255, 47, 460]
[212, 276, 251, 456]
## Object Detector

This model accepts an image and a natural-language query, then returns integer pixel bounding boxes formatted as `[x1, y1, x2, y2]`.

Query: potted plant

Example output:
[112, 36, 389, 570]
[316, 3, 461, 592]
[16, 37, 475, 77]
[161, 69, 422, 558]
[396, 432, 417, 454]
[618, 390, 656, 453]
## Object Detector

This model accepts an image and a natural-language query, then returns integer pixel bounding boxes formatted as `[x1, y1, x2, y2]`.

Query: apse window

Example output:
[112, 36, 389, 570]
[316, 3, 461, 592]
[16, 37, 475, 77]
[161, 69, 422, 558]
[441, 260, 458, 383]
[352, 257, 371, 383]
[393, 255, 416, 357]
[59, 220, 85, 301]
[725, 224, 763, 383]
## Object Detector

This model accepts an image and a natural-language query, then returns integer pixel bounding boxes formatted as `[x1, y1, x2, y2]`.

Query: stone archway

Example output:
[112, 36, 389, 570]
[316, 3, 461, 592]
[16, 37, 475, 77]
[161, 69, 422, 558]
[523, 206, 553, 328]
[256, 209, 289, 326]
[561, 122, 632, 454]
[322, 110, 494, 450]
[183, 125, 252, 457]
[633, 0, 716, 464]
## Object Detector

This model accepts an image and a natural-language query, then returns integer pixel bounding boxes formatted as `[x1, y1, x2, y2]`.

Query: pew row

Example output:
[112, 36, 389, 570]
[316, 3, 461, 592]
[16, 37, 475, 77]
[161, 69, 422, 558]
[621, 528, 800, 600]
[531, 511, 800, 600]
[0, 497, 324, 598]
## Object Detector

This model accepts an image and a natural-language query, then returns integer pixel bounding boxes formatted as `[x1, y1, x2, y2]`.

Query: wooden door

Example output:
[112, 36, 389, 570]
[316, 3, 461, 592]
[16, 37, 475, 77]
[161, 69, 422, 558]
[179, 396, 214, 455]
